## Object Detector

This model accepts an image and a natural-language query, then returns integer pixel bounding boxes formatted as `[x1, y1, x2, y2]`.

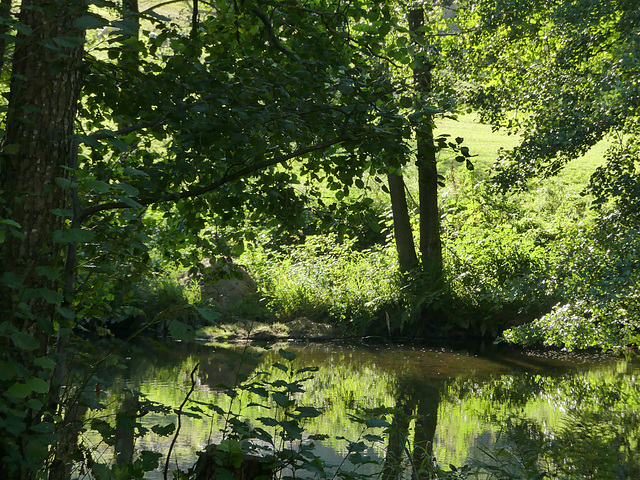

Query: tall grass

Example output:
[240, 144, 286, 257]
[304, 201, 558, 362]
[241, 234, 401, 329]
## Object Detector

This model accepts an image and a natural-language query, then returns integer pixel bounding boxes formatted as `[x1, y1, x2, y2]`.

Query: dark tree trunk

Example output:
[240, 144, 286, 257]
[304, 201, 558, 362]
[387, 172, 419, 272]
[191, 0, 199, 40]
[1, 0, 85, 322]
[409, 7, 443, 280]
[0, 1, 86, 478]
[411, 386, 439, 480]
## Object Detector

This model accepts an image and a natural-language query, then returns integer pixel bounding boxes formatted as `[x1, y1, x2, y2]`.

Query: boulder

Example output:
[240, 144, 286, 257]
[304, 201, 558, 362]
[185, 258, 257, 313]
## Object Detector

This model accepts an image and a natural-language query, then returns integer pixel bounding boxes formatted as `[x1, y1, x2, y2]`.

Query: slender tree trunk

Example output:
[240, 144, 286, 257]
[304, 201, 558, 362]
[387, 171, 419, 272]
[120, 0, 140, 71]
[191, 0, 199, 40]
[409, 7, 443, 280]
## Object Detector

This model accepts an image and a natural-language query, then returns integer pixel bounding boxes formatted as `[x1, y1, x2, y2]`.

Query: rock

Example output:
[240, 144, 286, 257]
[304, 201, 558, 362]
[184, 258, 257, 313]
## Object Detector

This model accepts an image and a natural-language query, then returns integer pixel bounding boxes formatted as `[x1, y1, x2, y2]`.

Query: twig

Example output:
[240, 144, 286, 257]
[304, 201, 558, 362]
[164, 363, 200, 480]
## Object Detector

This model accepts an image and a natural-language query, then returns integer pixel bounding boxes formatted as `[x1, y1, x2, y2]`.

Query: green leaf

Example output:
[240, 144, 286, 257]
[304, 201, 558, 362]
[36, 288, 63, 305]
[137, 451, 162, 471]
[398, 96, 413, 108]
[168, 320, 195, 342]
[119, 196, 143, 209]
[25, 377, 49, 394]
[11, 332, 40, 352]
[51, 209, 72, 217]
[365, 418, 391, 428]
[0, 219, 21, 228]
[33, 357, 56, 370]
[26, 398, 44, 410]
[278, 349, 296, 361]
[272, 392, 295, 408]
[78, 135, 103, 148]
[107, 137, 130, 152]
[258, 416, 279, 427]
[273, 362, 288, 373]
[52, 228, 96, 244]
[2, 272, 23, 289]
[151, 423, 176, 436]
[337, 82, 354, 95]
[115, 182, 139, 197]
[296, 366, 319, 374]
[35, 266, 59, 280]
[52, 36, 85, 48]
[55, 177, 72, 190]
[293, 406, 322, 418]
[123, 167, 149, 177]
[0, 361, 18, 381]
[85, 179, 111, 193]
[197, 307, 220, 324]
[7, 382, 34, 398]
[74, 15, 106, 30]
[55, 306, 76, 319]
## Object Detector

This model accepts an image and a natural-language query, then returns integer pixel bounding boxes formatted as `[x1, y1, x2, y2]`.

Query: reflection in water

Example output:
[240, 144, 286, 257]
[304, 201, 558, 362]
[91, 342, 640, 479]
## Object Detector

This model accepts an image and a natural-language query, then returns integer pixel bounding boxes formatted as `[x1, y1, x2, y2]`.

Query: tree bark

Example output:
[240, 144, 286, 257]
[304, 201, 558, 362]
[409, 7, 443, 280]
[0, 1, 86, 478]
[1, 0, 85, 321]
[382, 398, 414, 480]
[387, 171, 418, 272]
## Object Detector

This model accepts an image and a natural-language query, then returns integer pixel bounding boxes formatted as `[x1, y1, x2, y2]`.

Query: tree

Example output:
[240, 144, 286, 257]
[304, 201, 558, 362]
[0, 1, 445, 477]
[453, 0, 639, 208]
[0, 2, 86, 477]
[410, 6, 443, 281]
[448, 0, 640, 350]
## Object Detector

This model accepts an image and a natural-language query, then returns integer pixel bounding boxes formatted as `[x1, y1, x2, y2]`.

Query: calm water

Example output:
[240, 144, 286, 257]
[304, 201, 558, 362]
[85, 340, 640, 479]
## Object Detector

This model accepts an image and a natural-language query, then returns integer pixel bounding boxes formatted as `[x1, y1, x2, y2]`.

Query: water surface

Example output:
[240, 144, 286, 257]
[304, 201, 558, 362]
[88, 341, 640, 479]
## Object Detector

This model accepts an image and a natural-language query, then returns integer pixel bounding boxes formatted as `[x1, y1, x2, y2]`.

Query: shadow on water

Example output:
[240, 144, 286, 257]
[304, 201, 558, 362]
[91, 341, 640, 479]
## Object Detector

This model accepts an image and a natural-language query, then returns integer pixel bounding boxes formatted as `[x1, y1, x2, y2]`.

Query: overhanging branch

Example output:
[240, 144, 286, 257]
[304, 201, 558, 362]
[76, 134, 355, 224]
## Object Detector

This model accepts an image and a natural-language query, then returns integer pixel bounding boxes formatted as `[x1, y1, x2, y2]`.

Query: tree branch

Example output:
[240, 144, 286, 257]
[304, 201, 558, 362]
[76, 134, 355, 224]
[251, 6, 294, 55]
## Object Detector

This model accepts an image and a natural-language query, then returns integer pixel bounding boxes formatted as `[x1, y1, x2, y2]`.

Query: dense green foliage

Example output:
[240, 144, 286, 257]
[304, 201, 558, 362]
[0, 0, 639, 478]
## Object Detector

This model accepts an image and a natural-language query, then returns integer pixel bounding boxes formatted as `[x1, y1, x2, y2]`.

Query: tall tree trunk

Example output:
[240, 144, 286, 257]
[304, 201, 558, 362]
[0, 1, 86, 478]
[409, 7, 443, 280]
[1, 0, 85, 318]
[387, 171, 419, 272]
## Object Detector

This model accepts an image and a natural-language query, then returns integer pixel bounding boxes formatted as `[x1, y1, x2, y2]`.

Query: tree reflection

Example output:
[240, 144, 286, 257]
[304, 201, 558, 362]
[382, 375, 441, 480]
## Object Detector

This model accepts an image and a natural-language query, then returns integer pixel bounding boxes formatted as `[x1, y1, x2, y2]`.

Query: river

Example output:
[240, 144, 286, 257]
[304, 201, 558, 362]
[83, 340, 640, 479]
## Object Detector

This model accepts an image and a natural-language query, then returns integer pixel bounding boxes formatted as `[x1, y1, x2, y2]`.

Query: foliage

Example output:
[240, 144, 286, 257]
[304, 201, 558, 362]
[453, 0, 639, 194]
[445, 0, 640, 351]
[503, 217, 640, 352]
[242, 234, 401, 330]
